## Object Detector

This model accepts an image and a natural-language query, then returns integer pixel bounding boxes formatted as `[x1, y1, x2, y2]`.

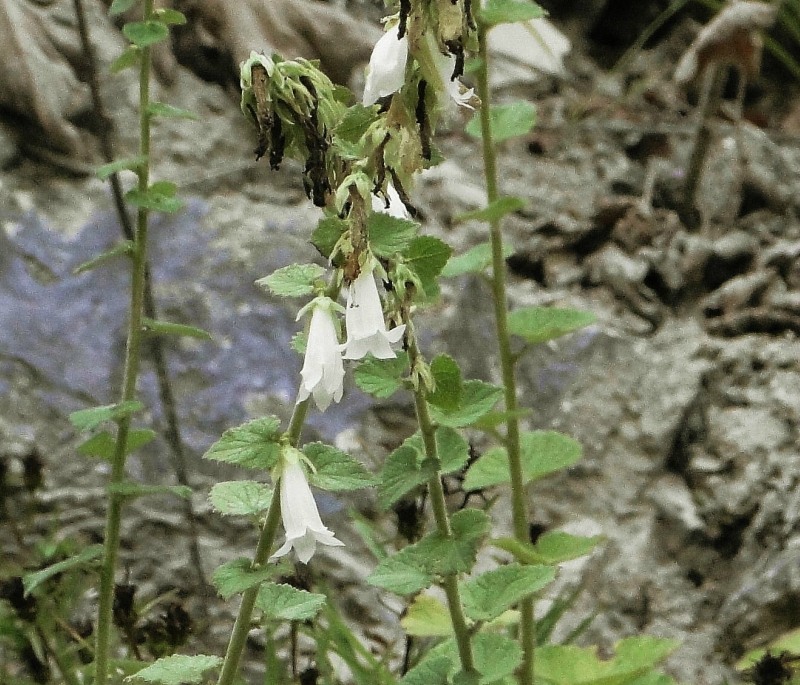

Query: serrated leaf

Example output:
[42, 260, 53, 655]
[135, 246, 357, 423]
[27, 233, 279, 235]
[111, 45, 140, 73]
[367, 212, 419, 258]
[401, 594, 453, 637]
[494, 531, 604, 565]
[69, 400, 144, 432]
[312, 216, 347, 260]
[109, 482, 192, 500]
[429, 380, 503, 428]
[23, 545, 104, 596]
[122, 20, 169, 48]
[473, 633, 523, 684]
[366, 550, 433, 595]
[461, 563, 555, 621]
[428, 354, 463, 410]
[255, 582, 327, 621]
[442, 241, 515, 278]
[479, 0, 547, 27]
[77, 428, 156, 460]
[353, 351, 409, 399]
[127, 654, 222, 685]
[211, 558, 278, 599]
[209, 481, 273, 516]
[415, 509, 491, 576]
[125, 185, 183, 213]
[454, 196, 526, 224]
[405, 236, 452, 296]
[153, 8, 186, 25]
[336, 104, 379, 144]
[466, 102, 537, 143]
[256, 263, 326, 298]
[73, 240, 134, 275]
[303, 443, 376, 491]
[109, 0, 137, 15]
[378, 441, 435, 510]
[507, 306, 596, 344]
[202, 416, 282, 470]
[147, 101, 197, 119]
[141, 317, 212, 341]
[97, 156, 146, 180]
[464, 430, 582, 491]
[400, 655, 453, 685]
[535, 637, 679, 685]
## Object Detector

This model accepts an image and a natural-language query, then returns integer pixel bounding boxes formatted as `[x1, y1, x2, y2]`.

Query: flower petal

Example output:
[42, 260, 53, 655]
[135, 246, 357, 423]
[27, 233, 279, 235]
[363, 25, 409, 106]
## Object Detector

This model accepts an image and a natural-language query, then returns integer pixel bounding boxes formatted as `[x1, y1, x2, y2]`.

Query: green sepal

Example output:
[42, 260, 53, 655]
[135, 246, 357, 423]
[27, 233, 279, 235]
[208, 481, 273, 516]
[507, 306, 596, 344]
[454, 196, 526, 224]
[428, 380, 503, 428]
[96, 156, 147, 180]
[256, 263, 327, 298]
[303, 443, 376, 491]
[122, 20, 169, 48]
[460, 563, 555, 621]
[493, 530, 604, 565]
[107, 482, 192, 500]
[353, 352, 409, 399]
[77, 428, 155, 460]
[147, 101, 197, 119]
[466, 102, 537, 143]
[22, 545, 104, 596]
[211, 558, 284, 599]
[69, 400, 144, 432]
[478, 0, 547, 27]
[368, 212, 419, 258]
[202, 416, 282, 470]
[141, 317, 213, 341]
[255, 583, 327, 621]
[127, 655, 222, 685]
[73, 240, 134, 275]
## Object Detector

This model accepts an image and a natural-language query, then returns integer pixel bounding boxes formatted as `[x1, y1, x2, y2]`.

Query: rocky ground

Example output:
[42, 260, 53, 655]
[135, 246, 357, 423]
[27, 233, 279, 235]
[2, 2, 800, 684]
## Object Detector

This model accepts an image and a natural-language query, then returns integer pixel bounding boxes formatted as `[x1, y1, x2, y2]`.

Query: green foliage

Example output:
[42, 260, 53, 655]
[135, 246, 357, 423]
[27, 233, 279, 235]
[141, 318, 213, 341]
[153, 8, 186, 25]
[255, 583, 327, 621]
[478, 0, 546, 27]
[495, 531, 604, 565]
[401, 594, 453, 636]
[442, 241, 515, 278]
[126, 182, 184, 213]
[211, 558, 282, 599]
[73, 240, 134, 275]
[22, 545, 104, 596]
[368, 213, 420, 258]
[400, 655, 453, 685]
[202, 416, 282, 469]
[429, 380, 504, 428]
[128, 654, 222, 685]
[353, 352, 409, 398]
[311, 216, 348, 260]
[335, 105, 380, 148]
[111, 45, 140, 73]
[405, 236, 452, 296]
[507, 306, 596, 344]
[107, 482, 192, 500]
[454, 197, 526, 225]
[256, 263, 327, 298]
[109, 0, 137, 15]
[464, 430, 582, 491]
[466, 102, 537, 143]
[303, 443, 376, 491]
[472, 632, 523, 683]
[460, 563, 555, 621]
[736, 626, 800, 669]
[96, 156, 147, 179]
[77, 428, 155, 460]
[122, 20, 170, 48]
[208, 481, 273, 516]
[428, 354, 463, 410]
[69, 400, 144, 431]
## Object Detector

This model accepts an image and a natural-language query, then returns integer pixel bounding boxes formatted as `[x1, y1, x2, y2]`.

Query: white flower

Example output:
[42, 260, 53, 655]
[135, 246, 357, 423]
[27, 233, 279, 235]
[271, 448, 344, 564]
[431, 47, 475, 109]
[341, 265, 406, 360]
[371, 183, 410, 219]
[363, 25, 409, 106]
[296, 298, 345, 412]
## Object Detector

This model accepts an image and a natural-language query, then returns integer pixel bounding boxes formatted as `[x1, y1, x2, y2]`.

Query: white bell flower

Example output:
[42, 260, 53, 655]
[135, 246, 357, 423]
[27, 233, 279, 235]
[371, 183, 410, 219]
[363, 24, 409, 106]
[271, 447, 344, 564]
[431, 46, 475, 109]
[341, 264, 406, 360]
[296, 298, 345, 412]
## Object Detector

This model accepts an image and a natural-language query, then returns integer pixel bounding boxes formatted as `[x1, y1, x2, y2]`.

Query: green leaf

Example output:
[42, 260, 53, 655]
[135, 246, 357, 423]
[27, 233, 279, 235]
[378, 440, 435, 510]
[73, 240, 134, 275]
[109, 0, 137, 15]
[127, 654, 222, 685]
[209, 481, 273, 516]
[479, 0, 547, 27]
[428, 354, 463, 410]
[507, 306, 596, 344]
[401, 594, 453, 636]
[108, 482, 192, 500]
[147, 101, 197, 119]
[494, 531, 604, 565]
[473, 633, 523, 684]
[211, 558, 279, 599]
[367, 212, 419, 258]
[434, 426, 471, 474]
[303, 443, 376, 491]
[202, 416, 282, 470]
[122, 20, 170, 48]
[464, 430, 582, 491]
[257, 263, 327, 298]
[255, 583, 327, 621]
[141, 317, 213, 341]
[111, 45, 140, 73]
[416, 508, 491, 576]
[312, 216, 348, 260]
[405, 236, 452, 295]
[400, 655, 453, 685]
[125, 184, 183, 213]
[23, 545, 104, 595]
[69, 400, 144, 432]
[461, 563, 555, 621]
[353, 352, 409, 399]
[97, 156, 146, 180]
[535, 637, 679, 685]
[153, 8, 186, 25]
[366, 550, 433, 595]
[336, 104, 379, 145]
[77, 429, 156, 460]
[454, 196, 526, 224]
[442, 241, 515, 278]
[429, 380, 503, 428]
[466, 102, 537, 143]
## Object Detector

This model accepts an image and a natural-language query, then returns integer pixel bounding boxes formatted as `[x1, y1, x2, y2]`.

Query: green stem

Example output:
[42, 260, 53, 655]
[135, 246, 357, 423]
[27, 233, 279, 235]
[93, 4, 154, 683]
[215, 399, 309, 685]
[407, 329, 477, 677]
[476, 25, 535, 685]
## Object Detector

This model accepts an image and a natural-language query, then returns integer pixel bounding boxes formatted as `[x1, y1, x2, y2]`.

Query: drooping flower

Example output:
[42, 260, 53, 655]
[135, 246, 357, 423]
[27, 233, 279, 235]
[363, 24, 409, 106]
[296, 298, 345, 412]
[430, 46, 475, 109]
[271, 447, 344, 564]
[371, 182, 410, 219]
[341, 264, 406, 360]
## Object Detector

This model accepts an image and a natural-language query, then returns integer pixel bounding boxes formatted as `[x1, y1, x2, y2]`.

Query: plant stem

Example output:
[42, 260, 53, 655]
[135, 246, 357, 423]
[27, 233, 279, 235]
[93, 3, 154, 682]
[215, 399, 309, 685]
[476, 25, 536, 685]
